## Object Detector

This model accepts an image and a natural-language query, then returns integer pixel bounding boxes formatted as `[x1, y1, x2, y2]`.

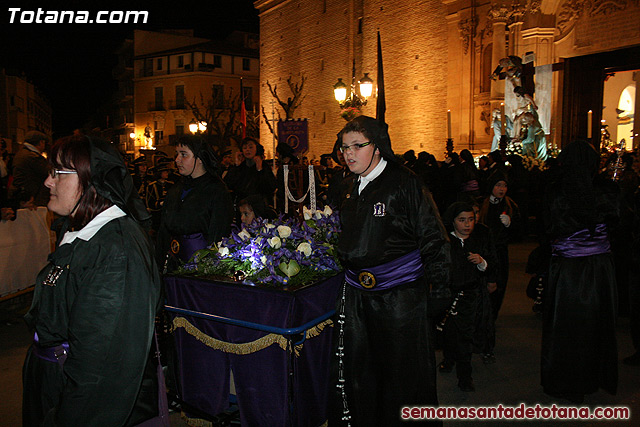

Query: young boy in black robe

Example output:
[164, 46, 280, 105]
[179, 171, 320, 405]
[438, 202, 497, 392]
[329, 116, 451, 426]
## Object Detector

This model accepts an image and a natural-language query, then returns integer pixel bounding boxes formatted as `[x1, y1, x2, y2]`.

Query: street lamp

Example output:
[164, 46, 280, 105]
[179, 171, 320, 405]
[358, 73, 373, 99]
[333, 78, 348, 104]
[333, 60, 374, 109]
[189, 119, 208, 134]
[189, 119, 198, 134]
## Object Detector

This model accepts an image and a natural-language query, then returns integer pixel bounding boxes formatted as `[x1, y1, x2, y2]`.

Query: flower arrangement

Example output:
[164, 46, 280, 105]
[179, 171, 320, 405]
[521, 154, 547, 171]
[340, 106, 361, 121]
[178, 206, 342, 287]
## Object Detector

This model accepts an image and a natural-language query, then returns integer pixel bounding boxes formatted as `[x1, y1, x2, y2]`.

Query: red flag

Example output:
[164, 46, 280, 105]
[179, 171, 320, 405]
[240, 99, 247, 139]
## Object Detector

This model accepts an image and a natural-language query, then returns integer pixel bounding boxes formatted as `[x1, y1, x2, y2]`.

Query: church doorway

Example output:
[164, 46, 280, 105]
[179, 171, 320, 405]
[560, 45, 640, 150]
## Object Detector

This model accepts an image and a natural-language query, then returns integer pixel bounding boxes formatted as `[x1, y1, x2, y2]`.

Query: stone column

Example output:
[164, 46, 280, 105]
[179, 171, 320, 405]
[488, 3, 510, 101]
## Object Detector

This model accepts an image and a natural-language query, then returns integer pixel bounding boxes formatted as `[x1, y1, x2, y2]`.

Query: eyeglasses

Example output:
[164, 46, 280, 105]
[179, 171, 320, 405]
[339, 141, 372, 153]
[49, 169, 78, 179]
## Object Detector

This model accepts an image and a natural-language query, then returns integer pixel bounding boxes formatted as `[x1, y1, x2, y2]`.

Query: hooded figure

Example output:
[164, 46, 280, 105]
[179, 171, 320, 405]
[329, 115, 450, 426]
[158, 134, 233, 266]
[90, 137, 151, 223]
[477, 168, 519, 360]
[22, 134, 163, 426]
[335, 115, 399, 165]
[541, 140, 619, 403]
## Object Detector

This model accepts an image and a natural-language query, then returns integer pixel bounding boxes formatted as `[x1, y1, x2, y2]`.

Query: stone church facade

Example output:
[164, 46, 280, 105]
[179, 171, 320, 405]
[255, 0, 640, 159]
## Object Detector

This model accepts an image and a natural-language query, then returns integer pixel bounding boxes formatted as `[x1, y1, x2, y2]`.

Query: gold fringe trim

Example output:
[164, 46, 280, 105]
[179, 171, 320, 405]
[293, 319, 333, 356]
[172, 316, 333, 356]
[181, 411, 212, 427]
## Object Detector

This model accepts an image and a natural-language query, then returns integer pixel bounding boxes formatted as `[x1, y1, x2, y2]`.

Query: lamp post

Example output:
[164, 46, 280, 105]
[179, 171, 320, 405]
[189, 119, 207, 134]
[333, 60, 374, 120]
[189, 119, 198, 134]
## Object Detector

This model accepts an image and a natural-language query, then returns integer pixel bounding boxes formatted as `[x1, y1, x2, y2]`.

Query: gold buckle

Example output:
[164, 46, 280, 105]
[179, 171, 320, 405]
[170, 239, 180, 255]
[358, 271, 376, 289]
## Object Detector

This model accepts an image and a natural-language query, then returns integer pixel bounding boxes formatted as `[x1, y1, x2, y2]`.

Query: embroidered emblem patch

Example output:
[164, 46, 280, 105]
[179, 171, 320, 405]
[170, 239, 180, 255]
[373, 202, 386, 217]
[358, 271, 376, 289]
[43, 265, 66, 287]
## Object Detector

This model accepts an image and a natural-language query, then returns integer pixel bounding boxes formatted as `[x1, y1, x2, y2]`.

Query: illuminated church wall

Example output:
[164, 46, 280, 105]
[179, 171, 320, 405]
[256, 0, 449, 159]
[256, 0, 640, 159]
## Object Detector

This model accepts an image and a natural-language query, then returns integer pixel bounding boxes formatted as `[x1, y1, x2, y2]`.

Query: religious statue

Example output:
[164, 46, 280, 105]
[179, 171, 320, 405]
[491, 108, 513, 152]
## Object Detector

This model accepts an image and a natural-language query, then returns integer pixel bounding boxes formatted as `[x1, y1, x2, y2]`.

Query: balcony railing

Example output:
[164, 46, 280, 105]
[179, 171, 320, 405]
[169, 100, 186, 110]
[148, 102, 165, 112]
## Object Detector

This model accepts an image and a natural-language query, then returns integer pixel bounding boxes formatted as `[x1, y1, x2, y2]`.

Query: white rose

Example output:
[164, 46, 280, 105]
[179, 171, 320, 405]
[297, 242, 312, 257]
[218, 247, 230, 256]
[261, 255, 267, 265]
[315, 210, 323, 220]
[323, 205, 333, 216]
[268, 236, 282, 249]
[303, 206, 313, 221]
[238, 229, 251, 241]
[277, 225, 292, 239]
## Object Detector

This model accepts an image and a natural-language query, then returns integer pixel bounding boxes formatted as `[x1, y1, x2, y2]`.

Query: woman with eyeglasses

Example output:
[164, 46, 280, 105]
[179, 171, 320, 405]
[329, 116, 451, 426]
[22, 134, 163, 426]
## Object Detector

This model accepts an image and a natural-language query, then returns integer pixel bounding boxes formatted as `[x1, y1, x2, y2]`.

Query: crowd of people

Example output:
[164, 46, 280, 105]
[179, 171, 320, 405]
[2, 119, 639, 425]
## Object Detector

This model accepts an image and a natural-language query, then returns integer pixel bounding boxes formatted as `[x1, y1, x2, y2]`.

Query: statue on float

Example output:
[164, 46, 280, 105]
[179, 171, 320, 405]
[490, 55, 548, 161]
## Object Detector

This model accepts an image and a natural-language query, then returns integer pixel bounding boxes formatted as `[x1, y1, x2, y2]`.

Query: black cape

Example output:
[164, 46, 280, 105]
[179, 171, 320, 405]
[329, 162, 450, 426]
[23, 215, 162, 426]
[157, 172, 233, 263]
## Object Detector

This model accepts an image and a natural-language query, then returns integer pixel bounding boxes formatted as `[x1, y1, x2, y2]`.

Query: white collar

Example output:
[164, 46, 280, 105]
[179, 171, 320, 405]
[358, 157, 387, 193]
[450, 230, 466, 247]
[489, 195, 502, 204]
[23, 142, 42, 154]
[59, 205, 126, 246]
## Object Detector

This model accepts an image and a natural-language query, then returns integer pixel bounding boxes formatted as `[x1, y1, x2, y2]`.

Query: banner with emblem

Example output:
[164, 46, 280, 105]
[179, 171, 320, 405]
[277, 119, 308, 154]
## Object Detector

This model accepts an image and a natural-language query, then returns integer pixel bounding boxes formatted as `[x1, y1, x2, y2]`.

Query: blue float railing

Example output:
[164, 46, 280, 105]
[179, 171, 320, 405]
[164, 305, 335, 346]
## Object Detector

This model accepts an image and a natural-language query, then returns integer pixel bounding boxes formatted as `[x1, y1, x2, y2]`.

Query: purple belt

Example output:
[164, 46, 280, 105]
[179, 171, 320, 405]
[345, 250, 424, 290]
[460, 179, 479, 192]
[552, 224, 611, 258]
[32, 332, 69, 366]
[170, 233, 208, 262]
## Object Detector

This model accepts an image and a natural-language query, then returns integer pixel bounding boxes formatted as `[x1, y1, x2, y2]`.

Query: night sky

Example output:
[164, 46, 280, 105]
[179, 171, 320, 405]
[0, 0, 259, 138]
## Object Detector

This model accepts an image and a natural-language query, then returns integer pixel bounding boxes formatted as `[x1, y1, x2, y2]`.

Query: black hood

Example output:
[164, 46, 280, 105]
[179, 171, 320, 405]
[335, 115, 398, 164]
[88, 136, 150, 224]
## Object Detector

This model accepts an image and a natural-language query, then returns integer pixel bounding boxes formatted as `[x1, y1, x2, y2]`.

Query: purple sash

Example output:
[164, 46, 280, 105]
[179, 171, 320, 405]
[32, 332, 69, 366]
[345, 250, 424, 291]
[171, 233, 208, 262]
[460, 179, 479, 192]
[551, 223, 611, 258]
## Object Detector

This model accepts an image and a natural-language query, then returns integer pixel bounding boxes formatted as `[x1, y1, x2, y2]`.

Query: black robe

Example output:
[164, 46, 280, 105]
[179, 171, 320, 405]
[443, 228, 497, 380]
[223, 160, 277, 205]
[23, 214, 162, 426]
[478, 196, 520, 319]
[157, 173, 233, 264]
[541, 176, 619, 399]
[329, 161, 450, 426]
[145, 178, 174, 232]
